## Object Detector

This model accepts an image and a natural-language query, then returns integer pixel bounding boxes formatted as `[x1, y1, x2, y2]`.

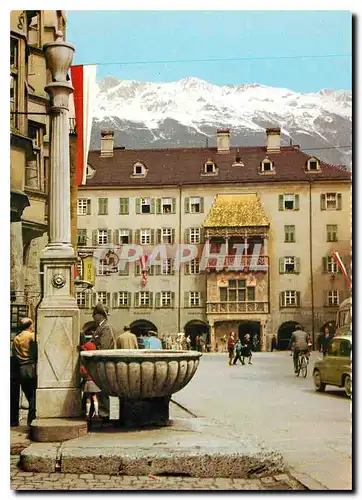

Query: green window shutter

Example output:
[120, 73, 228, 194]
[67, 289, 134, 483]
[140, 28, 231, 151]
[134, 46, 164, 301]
[155, 292, 161, 308]
[172, 198, 176, 214]
[106, 292, 111, 307]
[280, 292, 284, 308]
[92, 293, 97, 307]
[295, 257, 300, 274]
[150, 229, 155, 245]
[98, 199, 102, 214]
[184, 197, 190, 213]
[150, 199, 155, 214]
[128, 230, 133, 244]
[171, 292, 175, 307]
[135, 292, 139, 307]
[185, 263, 190, 275]
[279, 195, 284, 211]
[149, 293, 153, 308]
[135, 263, 140, 276]
[184, 292, 189, 308]
[184, 228, 190, 244]
[200, 292, 204, 307]
[294, 194, 299, 210]
[199, 197, 204, 213]
[148, 265, 154, 276]
[284, 227, 289, 242]
[170, 261, 174, 275]
[136, 198, 141, 214]
[322, 257, 327, 273]
[290, 227, 295, 243]
[104, 199, 108, 215]
[119, 198, 123, 214]
[296, 291, 301, 307]
[337, 193, 342, 210]
[87, 199, 91, 215]
[119, 198, 129, 214]
[135, 229, 140, 244]
[156, 198, 162, 214]
[279, 257, 284, 274]
[107, 229, 112, 243]
[320, 194, 326, 210]
[156, 229, 162, 244]
[115, 229, 119, 245]
[128, 292, 132, 307]
[154, 264, 161, 275]
[92, 230, 98, 246]
[171, 228, 175, 244]
[200, 228, 205, 244]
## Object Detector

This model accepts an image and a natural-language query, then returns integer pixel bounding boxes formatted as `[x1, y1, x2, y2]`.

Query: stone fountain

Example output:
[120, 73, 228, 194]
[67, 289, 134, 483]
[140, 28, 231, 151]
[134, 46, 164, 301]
[81, 349, 202, 427]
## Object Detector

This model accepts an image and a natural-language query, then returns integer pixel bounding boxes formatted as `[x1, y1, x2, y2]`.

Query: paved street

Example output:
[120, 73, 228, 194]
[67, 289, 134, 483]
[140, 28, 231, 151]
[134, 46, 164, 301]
[173, 351, 352, 490]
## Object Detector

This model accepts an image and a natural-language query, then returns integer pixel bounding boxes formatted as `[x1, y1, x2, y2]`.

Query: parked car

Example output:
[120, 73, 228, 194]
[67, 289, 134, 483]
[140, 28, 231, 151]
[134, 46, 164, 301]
[313, 334, 352, 398]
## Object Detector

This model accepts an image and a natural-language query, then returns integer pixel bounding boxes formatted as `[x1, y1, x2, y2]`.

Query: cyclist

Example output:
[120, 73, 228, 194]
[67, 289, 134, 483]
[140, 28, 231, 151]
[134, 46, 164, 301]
[289, 324, 309, 374]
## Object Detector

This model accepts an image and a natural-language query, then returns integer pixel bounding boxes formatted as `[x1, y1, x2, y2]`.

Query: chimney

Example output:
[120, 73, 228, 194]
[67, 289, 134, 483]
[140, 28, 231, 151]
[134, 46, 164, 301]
[100, 130, 114, 157]
[266, 127, 281, 153]
[217, 129, 231, 153]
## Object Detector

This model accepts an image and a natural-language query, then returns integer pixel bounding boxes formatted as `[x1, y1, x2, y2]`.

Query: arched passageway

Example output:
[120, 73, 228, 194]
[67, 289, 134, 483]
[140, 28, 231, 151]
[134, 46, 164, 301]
[238, 321, 261, 351]
[277, 321, 303, 350]
[184, 320, 209, 351]
[130, 319, 158, 338]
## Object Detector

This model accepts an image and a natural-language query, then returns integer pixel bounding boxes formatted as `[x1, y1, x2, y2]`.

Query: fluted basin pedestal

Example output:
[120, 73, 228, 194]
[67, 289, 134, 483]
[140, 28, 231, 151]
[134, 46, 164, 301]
[81, 349, 202, 428]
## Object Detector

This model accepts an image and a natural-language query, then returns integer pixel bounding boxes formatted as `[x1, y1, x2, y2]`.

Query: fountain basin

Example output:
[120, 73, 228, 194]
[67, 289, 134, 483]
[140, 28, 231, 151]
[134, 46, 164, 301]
[80, 349, 202, 399]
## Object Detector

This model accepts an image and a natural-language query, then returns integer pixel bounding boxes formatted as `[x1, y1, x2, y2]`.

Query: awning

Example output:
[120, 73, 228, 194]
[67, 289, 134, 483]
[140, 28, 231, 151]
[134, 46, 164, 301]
[203, 194, 269, 228]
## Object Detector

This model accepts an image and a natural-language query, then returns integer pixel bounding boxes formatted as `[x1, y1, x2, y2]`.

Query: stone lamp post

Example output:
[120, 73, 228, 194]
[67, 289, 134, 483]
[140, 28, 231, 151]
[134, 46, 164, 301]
[35, 32, 81, 424]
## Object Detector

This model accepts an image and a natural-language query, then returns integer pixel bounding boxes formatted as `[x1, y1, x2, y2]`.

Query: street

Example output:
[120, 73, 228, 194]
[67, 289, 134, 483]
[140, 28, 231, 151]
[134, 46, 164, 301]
[172, 351, 352, 490]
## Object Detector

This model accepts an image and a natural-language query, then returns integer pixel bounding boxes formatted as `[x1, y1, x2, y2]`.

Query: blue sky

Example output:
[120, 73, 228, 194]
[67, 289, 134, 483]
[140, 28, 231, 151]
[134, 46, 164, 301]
[67, 10, 352, 93]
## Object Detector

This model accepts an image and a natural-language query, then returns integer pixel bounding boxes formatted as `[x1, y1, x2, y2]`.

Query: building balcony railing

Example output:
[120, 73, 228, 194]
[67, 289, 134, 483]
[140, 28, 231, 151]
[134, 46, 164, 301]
[206, 301, 269, 314]
[205, 255, 268, 272]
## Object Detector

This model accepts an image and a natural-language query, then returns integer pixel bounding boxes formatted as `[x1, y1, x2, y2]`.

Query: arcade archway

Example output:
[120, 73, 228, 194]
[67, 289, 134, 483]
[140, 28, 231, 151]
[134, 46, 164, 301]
[184, 320, 209, 350]
[238, 321, 261, 351]
[277, 321, 302, 350]
[130, 319, 158, 337]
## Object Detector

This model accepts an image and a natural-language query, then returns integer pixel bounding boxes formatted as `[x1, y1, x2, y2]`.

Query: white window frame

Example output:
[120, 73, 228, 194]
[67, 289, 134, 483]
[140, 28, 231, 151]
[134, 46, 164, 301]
[96, 291, 108, 305]
[118, 229, 130, 244]
[189, 228, 200, 244]
[117, 291, 129, 308]
[161, 259, 172, 275]
[162, 198, 173, 214]
[139, 291, 150, 307]
[204, 161, 216, 174]
[327, 225, 338, 242]
[140, 229, 151, 245]
[326, 193, 337, 210]
[261, 159, 273, 172]
[190, 197, 201, 213]
[141, 198, 151, 214]
[283, 194, 296, 210]
[327, 256, 338, 274]
[161, 228, 173, 244]
[284, 257, 296, 273]
[283, 290, 297, 306]
[76, 292, 87, 308]
[189, 258, 200, 275]
[97, 230, 108, 245]
[97, 259, 109, 276]
[77, 198, 89, 216]
[327, 290, 340, 306]
[133, 162, 146, 176]
[161, 291, 172, 307]
[189, 291, 200, 307]
[307, 158, 320, 171]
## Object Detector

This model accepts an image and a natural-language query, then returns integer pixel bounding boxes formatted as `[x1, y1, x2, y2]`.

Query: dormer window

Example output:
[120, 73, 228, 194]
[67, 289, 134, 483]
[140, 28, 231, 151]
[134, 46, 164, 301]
[307, 157, 320, 171]
[261, 158, 274, 172]
[203, 159, 217, 175]
[132, 161, 147, 177]
[86, 164, 95, 179]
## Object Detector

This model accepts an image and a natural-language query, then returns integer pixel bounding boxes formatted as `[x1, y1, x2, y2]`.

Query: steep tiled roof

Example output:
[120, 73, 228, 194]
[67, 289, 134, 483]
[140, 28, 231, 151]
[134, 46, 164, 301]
[85, 146, 351, 188]
[203, 194, 269, 228]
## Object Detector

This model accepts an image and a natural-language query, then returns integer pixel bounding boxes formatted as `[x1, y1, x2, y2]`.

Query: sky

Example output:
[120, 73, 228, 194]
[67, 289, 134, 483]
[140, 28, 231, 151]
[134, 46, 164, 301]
[67, 10, 352, 93]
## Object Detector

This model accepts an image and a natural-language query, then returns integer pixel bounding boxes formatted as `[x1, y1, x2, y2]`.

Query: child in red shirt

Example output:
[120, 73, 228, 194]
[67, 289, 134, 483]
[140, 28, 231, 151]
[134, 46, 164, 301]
[80, 341, 101, 420]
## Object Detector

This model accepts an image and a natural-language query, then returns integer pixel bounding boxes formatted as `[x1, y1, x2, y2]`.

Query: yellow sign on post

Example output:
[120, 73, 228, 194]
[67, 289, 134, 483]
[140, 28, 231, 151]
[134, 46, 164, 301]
[83, 256, 95, 285]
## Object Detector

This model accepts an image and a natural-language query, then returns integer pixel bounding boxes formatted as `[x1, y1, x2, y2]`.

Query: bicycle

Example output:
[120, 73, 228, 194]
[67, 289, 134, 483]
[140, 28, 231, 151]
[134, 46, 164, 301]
[295, 351, 309, 378]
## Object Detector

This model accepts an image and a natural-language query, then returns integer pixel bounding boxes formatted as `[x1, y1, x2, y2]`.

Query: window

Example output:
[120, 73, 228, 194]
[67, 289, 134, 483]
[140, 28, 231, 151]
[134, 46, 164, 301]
[204, 160, 216, 174]
[279, 194, 299, 210]
[162, 198, 173, 214]
[261, 159, 273, 172]
[189, 228, 201, 244]
[137, 291, 151, 307]
[97, 259, 109, 276]
[321, 193, 342, 210]
[189, 258, 200, 275]
[116, 292, 130, 308]
[26, 123, 44, 190]
[339, 340, 351, 357]
[77, 229, 87, 246]
[159, 228, 173, 244]
[189, 292, 201, 307]
[161, 259, 173, 275]
[117, 229, 131, 245]
[280, 257, 300, 274]
[119, 198, 129, 215]
[133, 162, 146, 176]
[140, 229, 151, 245]
[280, 291, 300, 307]
[324, 256, 338, 274]
[98, 198, 108, 215]
[284, 225, 296, 243]
[326, 225, 338, 242]
[96, 291, 108, 305]
[28, 12, 41, 47]
[307, 158, 320, 171]
[327, 340, 340, 357]
[76, 292, 88, 308]
[185, 197, 204, 214]
[10, 38, 19, 129]
[98, 230, 109, 245]
[219, 279, 255, 302]
[78, 198, 91, 215]
[76, 259, 83, 279]
[141, 198, 151, 214]
[327, 290, 339, 306]
[157, 291, 173, 307]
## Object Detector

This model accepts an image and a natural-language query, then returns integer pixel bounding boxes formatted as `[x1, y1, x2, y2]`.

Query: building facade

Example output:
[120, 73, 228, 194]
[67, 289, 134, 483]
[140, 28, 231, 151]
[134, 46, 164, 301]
[10, 10, 68, 325]
[76, 129, 351, 351]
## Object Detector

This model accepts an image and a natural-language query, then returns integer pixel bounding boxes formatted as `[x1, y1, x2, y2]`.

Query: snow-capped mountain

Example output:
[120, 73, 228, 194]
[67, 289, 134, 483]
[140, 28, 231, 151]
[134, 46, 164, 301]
[90, 77, 352, 168]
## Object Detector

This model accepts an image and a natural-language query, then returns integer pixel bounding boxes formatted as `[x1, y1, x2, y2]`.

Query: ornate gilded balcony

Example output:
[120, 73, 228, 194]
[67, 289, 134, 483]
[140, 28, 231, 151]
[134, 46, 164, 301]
[206, 301, 269, 314]
[205, 255, 269, 272]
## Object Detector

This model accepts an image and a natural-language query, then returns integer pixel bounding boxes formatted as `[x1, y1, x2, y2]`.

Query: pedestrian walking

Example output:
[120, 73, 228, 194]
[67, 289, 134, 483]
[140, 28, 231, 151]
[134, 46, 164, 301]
[80, 341, 101, 421]
[242, 334, 253, 365]
[271, 334, 277, 352]
[320, 326, 331, 357]
[147, 331, 163, 349]
[91, 303, 117, 422]
[12, 318, 37, 426]
[233, 339, 244, 365]
[116, 325, 138, 349]
[227, 332, 236, 365]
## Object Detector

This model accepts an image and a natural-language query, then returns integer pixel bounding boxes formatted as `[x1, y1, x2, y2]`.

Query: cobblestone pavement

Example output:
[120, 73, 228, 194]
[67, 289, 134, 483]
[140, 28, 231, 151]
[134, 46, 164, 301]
[11, 456, 306, 491]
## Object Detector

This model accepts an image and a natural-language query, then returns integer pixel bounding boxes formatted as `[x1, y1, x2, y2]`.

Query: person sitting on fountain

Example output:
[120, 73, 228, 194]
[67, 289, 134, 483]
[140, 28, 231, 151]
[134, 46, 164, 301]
[146, 330, 162, 349]
[116, 325, 139, 349]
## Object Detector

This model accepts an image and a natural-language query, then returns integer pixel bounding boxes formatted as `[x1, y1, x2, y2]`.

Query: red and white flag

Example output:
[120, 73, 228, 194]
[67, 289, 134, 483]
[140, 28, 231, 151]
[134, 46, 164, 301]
[140, 255, 149, 287]
[332, 251, 351, 289]
[70, 65, 97, 186]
